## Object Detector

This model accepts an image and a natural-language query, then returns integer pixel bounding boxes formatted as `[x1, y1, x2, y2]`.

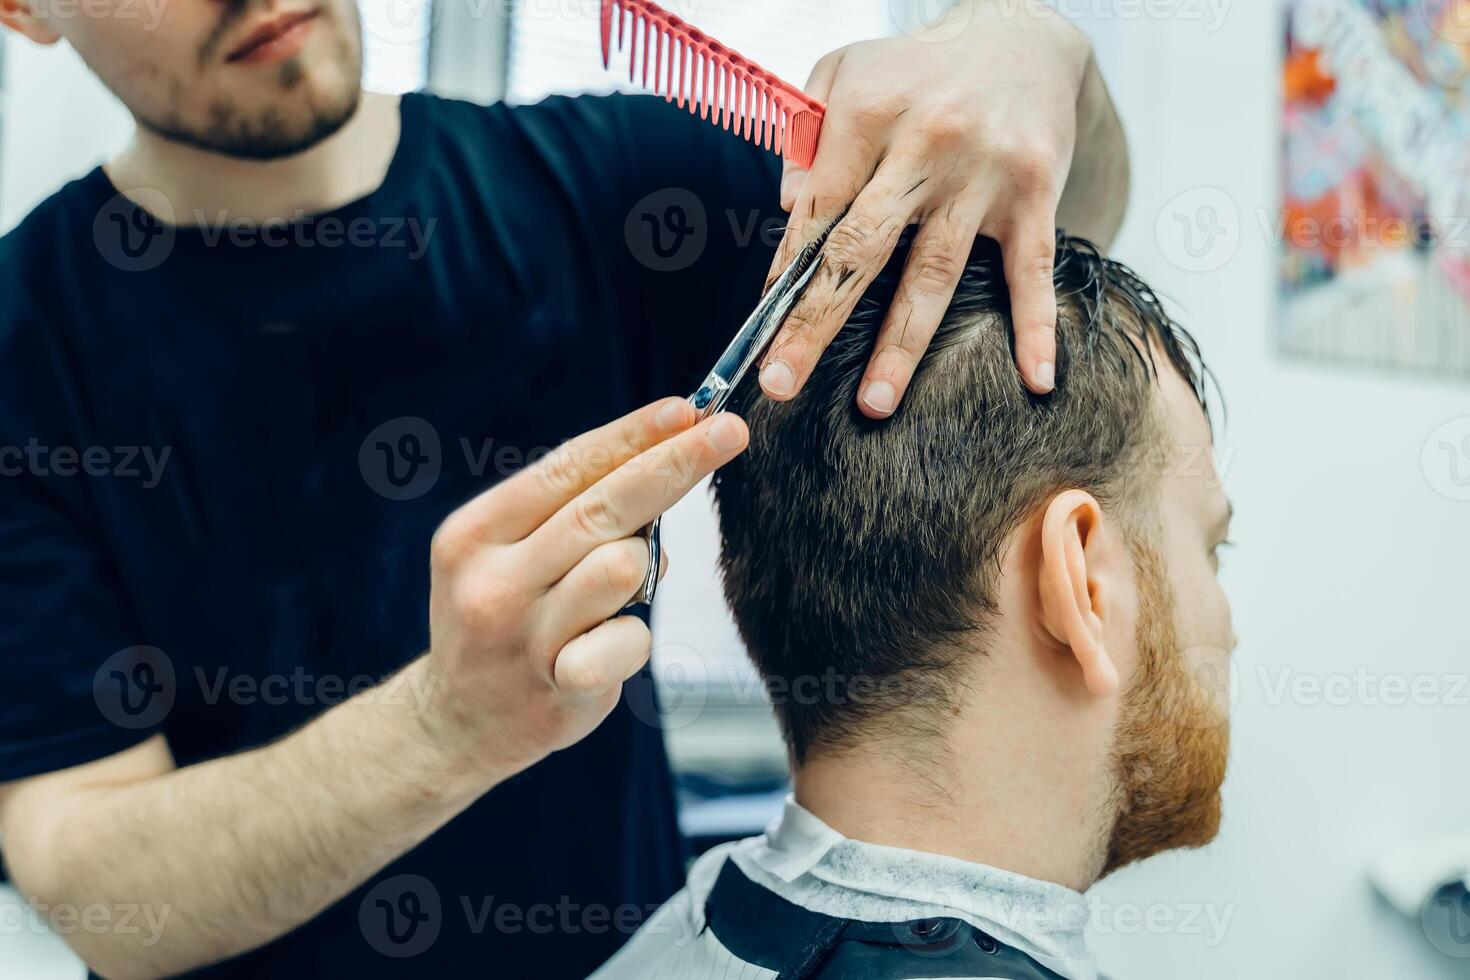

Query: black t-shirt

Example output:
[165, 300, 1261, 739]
[0, 92, 782, 977]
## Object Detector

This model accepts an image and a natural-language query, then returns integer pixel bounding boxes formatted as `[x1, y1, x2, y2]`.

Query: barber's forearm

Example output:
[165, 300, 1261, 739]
[3, 656, 492, 979]
[1057, 53, 1130, 249]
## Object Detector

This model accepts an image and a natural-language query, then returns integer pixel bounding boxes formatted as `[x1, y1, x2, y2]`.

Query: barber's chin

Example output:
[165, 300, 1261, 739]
[151, 85, 363, 162]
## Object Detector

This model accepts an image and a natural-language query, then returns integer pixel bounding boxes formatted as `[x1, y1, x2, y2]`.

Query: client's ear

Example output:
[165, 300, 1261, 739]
[0, 0, 60, 44]
[1037, 490, 1121, 698]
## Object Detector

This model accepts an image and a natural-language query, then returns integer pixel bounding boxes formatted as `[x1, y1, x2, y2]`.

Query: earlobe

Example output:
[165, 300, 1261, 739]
[0, 0, 61, 45]
[1037, 489, 1120, 699]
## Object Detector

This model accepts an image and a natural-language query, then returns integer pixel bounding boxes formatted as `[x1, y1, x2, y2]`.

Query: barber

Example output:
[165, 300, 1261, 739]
[0, 0, 1127, 976]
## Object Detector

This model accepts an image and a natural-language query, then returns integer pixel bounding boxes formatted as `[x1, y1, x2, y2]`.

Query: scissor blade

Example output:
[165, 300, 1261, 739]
[689, 237, 828, 418]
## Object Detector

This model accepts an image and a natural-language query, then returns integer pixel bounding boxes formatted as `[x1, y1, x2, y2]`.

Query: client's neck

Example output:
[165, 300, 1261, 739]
[792, 703, 1112, 893]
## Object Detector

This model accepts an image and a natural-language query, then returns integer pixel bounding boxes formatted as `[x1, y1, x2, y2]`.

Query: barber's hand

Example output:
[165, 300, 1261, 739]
[423, 398, 747, 773]
[760, 0, 1094, 413]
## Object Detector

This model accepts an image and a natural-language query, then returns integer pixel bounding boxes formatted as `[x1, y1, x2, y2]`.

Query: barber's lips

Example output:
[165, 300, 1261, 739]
[225, 9, 320, 65]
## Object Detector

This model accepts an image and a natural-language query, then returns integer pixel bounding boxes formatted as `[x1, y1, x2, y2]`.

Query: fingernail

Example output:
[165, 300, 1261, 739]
[708, 415, 746, 452]
[861, 380, 897, 416]
[655, 399, 688, 431]
[760, 360, 797, 398]
[780, 169, 808, 206]
[1034, 360, 1056, 392]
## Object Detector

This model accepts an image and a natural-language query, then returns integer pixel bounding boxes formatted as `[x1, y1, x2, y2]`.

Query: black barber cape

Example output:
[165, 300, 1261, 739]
[593, 859, 1070, 979]
[0, 92, 782, 977]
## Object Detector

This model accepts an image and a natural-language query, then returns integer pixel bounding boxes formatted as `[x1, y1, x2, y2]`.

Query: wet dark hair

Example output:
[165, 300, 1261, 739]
[712, 231, 1209, 763]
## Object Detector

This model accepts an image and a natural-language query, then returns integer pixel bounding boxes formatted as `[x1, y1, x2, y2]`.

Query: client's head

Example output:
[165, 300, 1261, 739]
[713, 233, 1234, 890]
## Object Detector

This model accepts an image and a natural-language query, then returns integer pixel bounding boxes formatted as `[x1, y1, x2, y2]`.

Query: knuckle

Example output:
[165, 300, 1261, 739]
[664, 441, 703, 488]
[430, 516, 471, 571]
[452, 576, 514, 632]
[557, 646, 602, 693]
[536, 448, 582, 497]
[572, 493, 621, 539]
[601, 543, 646, 598]
[823, 215, 881, 269]
[1003, 146, 1060, 197]
[773, 309, 819, 347]
[1016, 246, 1056, 284]
[908, 242, 965, 291]
[918, 102, 974, 147]
[848, 93, 902, 128]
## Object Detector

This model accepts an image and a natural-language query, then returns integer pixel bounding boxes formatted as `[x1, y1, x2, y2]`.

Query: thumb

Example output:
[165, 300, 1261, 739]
[781, 46, 847, 212]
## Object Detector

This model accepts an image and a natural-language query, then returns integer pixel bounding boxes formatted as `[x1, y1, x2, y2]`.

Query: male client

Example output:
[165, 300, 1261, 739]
[593, 233, 1236, 980]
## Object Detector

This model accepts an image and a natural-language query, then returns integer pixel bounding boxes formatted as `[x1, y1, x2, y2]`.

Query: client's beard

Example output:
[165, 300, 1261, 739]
[1099, 542, 1230, 876]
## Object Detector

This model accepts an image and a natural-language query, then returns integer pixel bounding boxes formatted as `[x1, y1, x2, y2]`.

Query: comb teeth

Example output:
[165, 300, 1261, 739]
[600, 0, 825, 168]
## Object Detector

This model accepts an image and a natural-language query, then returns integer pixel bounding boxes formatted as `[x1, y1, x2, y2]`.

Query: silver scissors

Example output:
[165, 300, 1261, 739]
[626, 232, 830, 608]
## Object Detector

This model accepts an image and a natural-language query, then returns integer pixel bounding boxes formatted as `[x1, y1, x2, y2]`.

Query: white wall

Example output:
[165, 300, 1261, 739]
[1082, 2, 1470, 978]
[0, 37, 130, 233]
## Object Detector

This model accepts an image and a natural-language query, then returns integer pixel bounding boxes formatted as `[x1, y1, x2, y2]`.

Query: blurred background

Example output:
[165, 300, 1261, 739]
[3, 0, 1468, 977]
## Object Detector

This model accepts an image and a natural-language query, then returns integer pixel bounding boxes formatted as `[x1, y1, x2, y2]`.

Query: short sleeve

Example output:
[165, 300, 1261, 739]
[0, 276, 156, 782]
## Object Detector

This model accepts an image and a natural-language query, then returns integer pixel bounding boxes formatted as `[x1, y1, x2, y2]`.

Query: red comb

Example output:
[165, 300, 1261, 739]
[599, 0, 826, 168]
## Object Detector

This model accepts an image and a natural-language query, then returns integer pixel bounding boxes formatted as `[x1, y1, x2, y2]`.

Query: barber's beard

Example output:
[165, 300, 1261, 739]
[1099, 543, 1229, 876]
[138, 6, 363, 161]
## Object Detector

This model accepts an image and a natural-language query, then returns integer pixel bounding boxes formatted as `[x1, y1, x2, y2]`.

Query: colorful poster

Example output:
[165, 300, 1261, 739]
[1283, 0, 1470, 375]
